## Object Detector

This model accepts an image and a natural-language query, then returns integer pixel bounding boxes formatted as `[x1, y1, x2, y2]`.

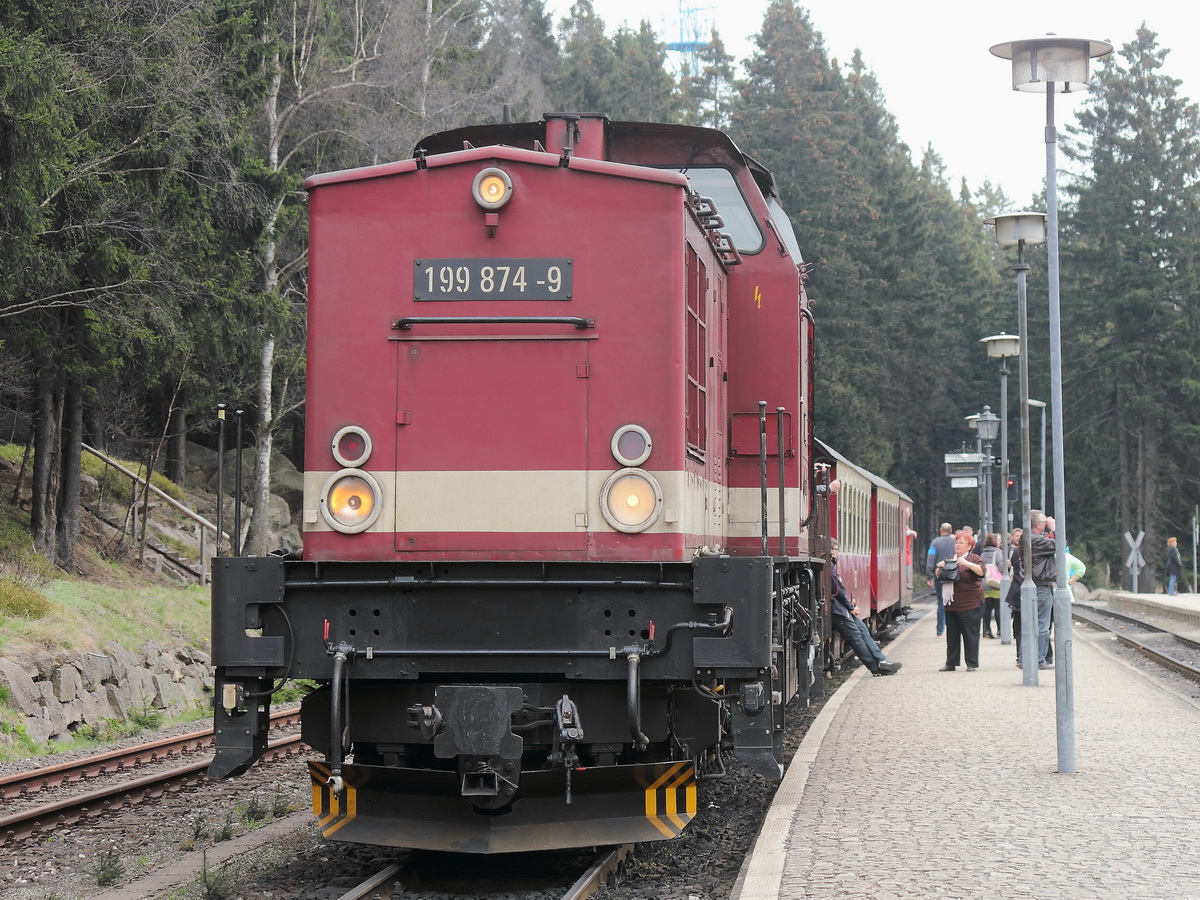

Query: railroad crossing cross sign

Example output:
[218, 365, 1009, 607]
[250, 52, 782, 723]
[1124, 530, 1145, 570]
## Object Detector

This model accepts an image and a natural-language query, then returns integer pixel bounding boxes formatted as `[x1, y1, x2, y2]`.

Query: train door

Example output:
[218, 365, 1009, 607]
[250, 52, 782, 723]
[392, 334, 591, 554]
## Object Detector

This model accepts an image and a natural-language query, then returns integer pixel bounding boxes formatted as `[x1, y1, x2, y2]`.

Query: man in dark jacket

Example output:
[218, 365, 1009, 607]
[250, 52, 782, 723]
[1029, 511, 1057, 669]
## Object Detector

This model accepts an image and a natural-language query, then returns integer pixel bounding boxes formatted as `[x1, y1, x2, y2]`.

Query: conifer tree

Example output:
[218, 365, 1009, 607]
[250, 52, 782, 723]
[609, 22, 677, 122]
[677, 28, 737, 128]
[730, 0, 997, 527]
[1060, 25, 1200, 582]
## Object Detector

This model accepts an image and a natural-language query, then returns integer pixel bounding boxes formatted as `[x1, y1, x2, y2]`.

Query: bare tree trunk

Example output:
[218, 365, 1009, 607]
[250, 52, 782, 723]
[246, 337, 276, 556]
[137, 367, 187, 561]
[55, 369, 84, 570]
[31, 366, 60, 559]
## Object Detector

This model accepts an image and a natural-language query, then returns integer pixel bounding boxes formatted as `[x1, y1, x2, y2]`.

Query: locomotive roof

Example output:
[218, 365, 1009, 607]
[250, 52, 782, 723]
[412, 114, 780, 201]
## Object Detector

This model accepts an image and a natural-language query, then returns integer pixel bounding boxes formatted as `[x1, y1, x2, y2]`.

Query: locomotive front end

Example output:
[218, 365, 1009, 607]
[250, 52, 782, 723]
[209, 114, 819, 852]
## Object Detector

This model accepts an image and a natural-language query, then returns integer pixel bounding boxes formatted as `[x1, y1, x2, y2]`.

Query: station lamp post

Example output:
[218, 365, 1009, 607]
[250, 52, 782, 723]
[980, 333, 1020, 533]
[982, 333, 1020, 644]
[963, 413, 982, 536]
[975, 406, 1000, 540]
[984, 212, 1044, 687]
[990, 35, 1111, 774]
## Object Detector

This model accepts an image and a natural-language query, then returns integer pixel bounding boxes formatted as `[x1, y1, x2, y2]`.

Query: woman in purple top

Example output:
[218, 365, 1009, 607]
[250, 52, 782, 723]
[936, 530, 985, 671]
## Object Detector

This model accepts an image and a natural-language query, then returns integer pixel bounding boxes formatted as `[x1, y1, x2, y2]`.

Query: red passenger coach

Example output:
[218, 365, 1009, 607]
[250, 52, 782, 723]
[818, 440, 913, 631]
[208, 114, 898, 854]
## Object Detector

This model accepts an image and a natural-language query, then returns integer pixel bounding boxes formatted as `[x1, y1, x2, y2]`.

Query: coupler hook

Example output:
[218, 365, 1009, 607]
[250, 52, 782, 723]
[555, 694, 584, 805]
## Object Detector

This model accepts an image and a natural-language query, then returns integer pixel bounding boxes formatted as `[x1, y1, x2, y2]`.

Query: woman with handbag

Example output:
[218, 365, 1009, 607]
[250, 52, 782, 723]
[935, 531, 986, 671]
[979, 533, 1005, 638]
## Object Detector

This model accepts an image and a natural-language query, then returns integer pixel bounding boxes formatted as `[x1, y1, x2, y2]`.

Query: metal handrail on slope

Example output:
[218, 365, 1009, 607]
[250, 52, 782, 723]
[81, 442, 228, 584]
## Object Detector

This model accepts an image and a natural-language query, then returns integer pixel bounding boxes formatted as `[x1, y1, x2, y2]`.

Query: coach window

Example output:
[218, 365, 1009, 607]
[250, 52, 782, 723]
[678, 168, 765, 254]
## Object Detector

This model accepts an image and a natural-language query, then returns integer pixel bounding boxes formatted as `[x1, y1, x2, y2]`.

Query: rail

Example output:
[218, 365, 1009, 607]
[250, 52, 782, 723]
[1073, 604, 1200, 682]
[0, 734, 305, 845]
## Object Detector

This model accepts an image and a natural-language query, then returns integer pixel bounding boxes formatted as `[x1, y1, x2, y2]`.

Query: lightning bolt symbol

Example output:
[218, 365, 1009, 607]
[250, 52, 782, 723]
[754, 285, 762, 309]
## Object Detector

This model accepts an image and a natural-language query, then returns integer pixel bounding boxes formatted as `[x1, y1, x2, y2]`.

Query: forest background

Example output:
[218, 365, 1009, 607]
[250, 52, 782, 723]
[1, 0, 1197, 589]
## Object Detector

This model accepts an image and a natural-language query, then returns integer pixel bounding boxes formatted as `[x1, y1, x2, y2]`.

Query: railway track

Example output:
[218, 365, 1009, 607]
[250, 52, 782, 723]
[563, 844, 632, 900]
[332, 844, 632, 900]
[1073, 603, 1200, 681]
[0, 710, 303, 846]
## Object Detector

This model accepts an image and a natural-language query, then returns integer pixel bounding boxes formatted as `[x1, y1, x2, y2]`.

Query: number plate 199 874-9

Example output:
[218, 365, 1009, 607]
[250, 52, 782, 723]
[414, 258, 572, 301]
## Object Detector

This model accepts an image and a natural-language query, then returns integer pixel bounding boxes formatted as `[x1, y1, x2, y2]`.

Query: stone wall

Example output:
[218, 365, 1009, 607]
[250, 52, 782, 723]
[0, 642, 213, 748]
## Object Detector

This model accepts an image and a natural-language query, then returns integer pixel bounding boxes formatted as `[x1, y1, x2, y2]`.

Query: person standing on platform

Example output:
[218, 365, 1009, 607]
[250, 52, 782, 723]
[936, 530, 985, 671]
[926, 523, 956, 637]
[1029, 511, 1057, 669]
[830, 539, 902, 676]
[979, 532, 1004, 639]
[1166, 537, 1182, 596]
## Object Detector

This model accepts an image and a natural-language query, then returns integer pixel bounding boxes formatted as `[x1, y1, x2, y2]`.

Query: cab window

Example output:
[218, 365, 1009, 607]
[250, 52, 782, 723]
[679, 168, 765, 255]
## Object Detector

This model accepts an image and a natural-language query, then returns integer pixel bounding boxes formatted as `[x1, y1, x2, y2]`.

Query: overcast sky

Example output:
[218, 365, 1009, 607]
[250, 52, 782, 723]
[546, 0, 1198, 206]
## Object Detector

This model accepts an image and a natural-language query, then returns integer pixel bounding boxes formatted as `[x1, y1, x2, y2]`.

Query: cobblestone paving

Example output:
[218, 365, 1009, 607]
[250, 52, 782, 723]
[735, 603, 1200, 900]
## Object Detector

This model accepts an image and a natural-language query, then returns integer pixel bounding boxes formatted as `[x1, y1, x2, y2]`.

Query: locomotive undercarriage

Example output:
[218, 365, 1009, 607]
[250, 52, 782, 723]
[209, 555, 821, 851]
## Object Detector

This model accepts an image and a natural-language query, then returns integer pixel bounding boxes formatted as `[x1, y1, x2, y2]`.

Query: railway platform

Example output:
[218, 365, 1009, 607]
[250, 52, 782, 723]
[731, 594, 1200, 900]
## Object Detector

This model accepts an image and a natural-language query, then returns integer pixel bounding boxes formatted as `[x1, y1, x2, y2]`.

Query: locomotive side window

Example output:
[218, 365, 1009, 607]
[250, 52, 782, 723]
[675, 168, 765, 254]
[685, 243, 707, 460]
[766, 197, 804, 264]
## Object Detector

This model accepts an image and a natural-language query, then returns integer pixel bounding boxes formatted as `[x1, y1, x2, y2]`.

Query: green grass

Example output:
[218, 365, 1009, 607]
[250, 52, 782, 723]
[0, 444, 210, 657]
[37, 579, 211, 649]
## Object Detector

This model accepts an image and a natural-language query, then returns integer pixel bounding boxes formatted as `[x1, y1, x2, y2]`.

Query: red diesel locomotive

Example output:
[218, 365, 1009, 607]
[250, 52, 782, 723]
[209, 113, 910, 852]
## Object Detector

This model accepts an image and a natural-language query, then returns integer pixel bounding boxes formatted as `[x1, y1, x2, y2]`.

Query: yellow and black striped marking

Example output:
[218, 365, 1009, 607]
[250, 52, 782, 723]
[643, 761, 697, 838]
[309, 761, 357, 837]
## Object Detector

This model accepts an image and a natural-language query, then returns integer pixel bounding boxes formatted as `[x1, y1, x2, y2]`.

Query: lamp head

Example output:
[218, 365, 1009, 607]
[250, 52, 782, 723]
[976, 406, 1000, 442]
[981, 333, 1021, 359]
[990, 35, 1113, 93]
[985, 212, 1047, 247]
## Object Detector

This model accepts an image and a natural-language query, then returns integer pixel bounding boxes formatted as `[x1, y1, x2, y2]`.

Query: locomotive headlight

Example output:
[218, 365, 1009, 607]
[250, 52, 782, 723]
[600, 469, 663, 533]
[332, 425, 372, 468]
[472, 167, 512, 210]
[611, 425, 652, 467]
[320, 469, 383, 533]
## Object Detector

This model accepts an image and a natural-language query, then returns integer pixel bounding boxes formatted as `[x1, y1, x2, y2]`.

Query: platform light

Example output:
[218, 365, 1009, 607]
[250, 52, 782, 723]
[990, 35, 1112, 774]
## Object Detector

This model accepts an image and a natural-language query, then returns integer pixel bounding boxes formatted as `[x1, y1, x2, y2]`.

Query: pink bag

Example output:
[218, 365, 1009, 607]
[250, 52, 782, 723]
[985, 563, 1002, 590]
